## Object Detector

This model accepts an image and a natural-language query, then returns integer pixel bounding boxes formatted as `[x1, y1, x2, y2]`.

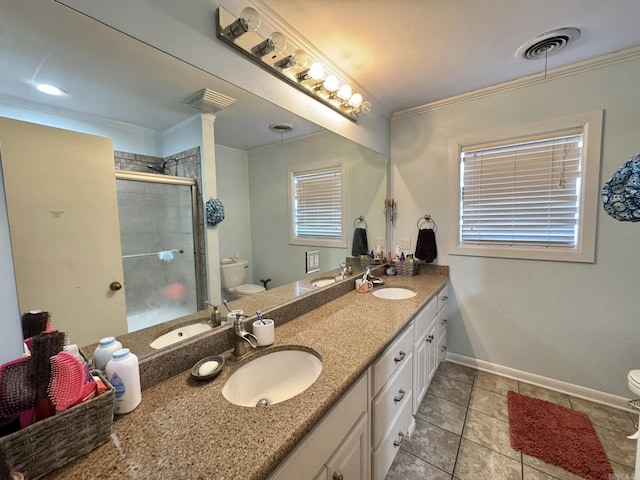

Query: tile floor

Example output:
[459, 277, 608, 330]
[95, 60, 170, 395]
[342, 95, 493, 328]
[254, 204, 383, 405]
[385, 361, 638, 480]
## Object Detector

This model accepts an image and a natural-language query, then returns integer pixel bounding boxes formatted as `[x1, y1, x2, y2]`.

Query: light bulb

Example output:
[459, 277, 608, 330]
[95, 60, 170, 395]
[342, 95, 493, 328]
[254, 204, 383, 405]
[222, 7, 261, 40]
[274, 49, 308, 70]
[308, 62, 325, 80]
[348, 93, 363, 107]
[337, 85, 352, 100]
[323, 75, 339, 92]
[360, 101, 372, 114]
[251, 31, 287, 58]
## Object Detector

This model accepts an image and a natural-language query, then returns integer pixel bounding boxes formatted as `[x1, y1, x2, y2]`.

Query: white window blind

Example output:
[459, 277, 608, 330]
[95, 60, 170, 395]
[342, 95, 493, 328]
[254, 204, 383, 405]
[460, 133, 583, 248]
[293, 168, 342, 238]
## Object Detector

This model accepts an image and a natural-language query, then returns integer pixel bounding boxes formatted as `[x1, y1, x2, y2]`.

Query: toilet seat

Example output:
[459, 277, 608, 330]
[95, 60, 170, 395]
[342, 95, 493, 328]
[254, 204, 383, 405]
[232, 283, 265, 295]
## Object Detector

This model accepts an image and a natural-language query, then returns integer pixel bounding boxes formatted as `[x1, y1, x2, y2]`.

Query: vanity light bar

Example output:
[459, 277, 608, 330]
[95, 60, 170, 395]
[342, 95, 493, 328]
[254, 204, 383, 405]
[215, 6, 370, 123]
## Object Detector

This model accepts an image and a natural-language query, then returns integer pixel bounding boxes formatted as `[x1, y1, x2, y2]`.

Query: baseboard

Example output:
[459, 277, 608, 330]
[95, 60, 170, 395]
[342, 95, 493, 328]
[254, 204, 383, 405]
[446, 352, 634, 412]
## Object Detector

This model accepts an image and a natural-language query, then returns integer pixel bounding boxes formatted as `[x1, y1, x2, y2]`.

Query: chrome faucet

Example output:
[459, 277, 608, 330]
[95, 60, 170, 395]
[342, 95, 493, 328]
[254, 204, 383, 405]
[232, 313, 258, 356]
[339, 261, 352, 279]
[204, 301, 221, 327]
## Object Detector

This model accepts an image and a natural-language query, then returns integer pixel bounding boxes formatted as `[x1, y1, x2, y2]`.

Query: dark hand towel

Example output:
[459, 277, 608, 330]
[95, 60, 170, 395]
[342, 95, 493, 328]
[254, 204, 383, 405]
[415, 228, 437, 262]
[351, 227, 369, 257]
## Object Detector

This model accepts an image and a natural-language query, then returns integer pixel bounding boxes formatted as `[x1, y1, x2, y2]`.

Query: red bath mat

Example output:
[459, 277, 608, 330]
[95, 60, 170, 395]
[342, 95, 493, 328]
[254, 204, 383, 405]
[507, 391, 614, 480]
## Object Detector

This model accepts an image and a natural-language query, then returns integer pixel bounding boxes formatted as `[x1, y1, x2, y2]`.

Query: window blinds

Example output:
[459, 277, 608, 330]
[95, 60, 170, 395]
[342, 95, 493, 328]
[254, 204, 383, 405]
[460, 133, 583, 247]
[293, 168, 342, 238]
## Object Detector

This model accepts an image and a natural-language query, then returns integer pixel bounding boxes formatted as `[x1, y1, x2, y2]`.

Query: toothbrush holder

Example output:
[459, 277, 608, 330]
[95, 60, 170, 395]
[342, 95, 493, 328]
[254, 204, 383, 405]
[252, 319, 275, 346]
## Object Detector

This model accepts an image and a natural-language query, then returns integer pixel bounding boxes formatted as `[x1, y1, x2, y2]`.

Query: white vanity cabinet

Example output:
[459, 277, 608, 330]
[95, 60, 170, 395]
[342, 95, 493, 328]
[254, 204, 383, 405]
[268, 374, 369, 480]
[370, 324, 414, 480]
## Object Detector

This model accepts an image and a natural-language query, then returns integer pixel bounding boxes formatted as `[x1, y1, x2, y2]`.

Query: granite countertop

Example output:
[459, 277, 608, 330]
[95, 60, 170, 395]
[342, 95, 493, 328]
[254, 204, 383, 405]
[52, 269, 448, 480]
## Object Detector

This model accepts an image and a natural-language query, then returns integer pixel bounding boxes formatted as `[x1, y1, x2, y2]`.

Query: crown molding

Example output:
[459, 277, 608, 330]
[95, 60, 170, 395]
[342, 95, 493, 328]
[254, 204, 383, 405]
[392, 46, 640, 120]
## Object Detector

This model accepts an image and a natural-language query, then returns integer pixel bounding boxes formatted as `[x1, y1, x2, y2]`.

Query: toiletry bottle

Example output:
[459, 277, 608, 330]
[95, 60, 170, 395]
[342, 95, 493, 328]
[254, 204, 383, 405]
[105, 348, 141, 414]
[93, 336, 122, 371]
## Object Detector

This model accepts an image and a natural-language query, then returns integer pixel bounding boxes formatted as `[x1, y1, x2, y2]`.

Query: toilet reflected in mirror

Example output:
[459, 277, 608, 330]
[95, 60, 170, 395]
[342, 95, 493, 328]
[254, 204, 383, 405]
[220, 258, 266, 300]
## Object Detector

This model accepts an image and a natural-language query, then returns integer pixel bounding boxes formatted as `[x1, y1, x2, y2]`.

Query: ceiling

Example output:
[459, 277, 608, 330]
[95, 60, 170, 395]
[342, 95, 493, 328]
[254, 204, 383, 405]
[0, 0, 323, 150]
[2, 0, 640, 147]
[262, 0, 640, 116]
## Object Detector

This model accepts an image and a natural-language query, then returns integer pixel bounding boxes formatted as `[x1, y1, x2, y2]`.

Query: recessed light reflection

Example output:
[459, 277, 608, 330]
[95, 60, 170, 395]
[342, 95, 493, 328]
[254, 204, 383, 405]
[36, 84, 65, 96]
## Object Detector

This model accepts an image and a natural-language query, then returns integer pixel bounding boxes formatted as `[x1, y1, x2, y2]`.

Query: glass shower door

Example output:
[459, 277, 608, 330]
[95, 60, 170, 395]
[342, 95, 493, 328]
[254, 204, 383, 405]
[116, 172, 199, 332]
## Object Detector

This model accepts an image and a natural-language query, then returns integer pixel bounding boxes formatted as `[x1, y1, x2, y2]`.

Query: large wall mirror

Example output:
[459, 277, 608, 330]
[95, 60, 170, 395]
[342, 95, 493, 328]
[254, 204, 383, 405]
[0, 1, 387, 362]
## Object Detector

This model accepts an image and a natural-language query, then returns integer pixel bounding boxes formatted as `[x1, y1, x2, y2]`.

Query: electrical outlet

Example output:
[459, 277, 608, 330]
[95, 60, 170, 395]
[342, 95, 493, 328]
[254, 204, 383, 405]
[305, 250, 320, 273]
[399, 237, 411, 250]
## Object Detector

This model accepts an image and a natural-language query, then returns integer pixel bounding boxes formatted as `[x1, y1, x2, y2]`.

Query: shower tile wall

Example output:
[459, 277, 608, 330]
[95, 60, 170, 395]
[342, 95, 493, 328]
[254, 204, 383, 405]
[114, 147, 207, 311]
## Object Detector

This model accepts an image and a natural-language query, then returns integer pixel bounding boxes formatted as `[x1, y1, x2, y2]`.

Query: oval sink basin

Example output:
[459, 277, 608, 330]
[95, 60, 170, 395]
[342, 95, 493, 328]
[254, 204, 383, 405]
[372, 288, 417, 300]
[222, 349, 323, 407]
[149, 322, 212, 349]
[311, 276, 339, 287]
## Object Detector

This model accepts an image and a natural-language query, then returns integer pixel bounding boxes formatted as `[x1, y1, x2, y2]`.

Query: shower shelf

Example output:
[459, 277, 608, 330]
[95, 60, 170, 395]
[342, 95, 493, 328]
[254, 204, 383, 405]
[122, 249, 183, 259]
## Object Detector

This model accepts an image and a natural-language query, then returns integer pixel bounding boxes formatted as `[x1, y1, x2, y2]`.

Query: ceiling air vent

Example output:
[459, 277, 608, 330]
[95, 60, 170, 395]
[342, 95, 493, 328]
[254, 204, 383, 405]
[183, 88, 235, 114]
[268, 123, 294, 134]
[516, 28, 581, 60]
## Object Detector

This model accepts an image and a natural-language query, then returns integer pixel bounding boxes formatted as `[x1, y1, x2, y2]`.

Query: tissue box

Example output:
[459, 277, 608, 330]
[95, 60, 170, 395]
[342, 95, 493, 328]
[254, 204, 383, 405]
[0, 371, 114, 479]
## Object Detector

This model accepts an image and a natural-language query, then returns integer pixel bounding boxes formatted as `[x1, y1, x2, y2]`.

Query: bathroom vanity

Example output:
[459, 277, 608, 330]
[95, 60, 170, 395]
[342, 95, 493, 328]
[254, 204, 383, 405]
[49, 267, 448, 479]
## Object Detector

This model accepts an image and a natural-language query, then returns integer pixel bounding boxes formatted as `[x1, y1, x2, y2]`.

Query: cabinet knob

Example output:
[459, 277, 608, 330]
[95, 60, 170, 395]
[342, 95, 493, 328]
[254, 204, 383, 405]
[426, 335, 434, 343]
[393, 389, 406, 403]
[333, 473, 343, 480]
[393, 351, 406, 363]
[393, 431, 405, 447]
[441, 295, 448, 302]
[441, 318, 447, 325]
[441, 345, 447, 353]
[109, 281, 122, 291]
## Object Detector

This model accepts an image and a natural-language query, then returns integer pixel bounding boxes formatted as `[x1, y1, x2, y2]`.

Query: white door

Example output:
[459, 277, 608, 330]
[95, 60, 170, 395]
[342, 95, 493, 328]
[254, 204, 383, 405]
[0, 117, 127, 346]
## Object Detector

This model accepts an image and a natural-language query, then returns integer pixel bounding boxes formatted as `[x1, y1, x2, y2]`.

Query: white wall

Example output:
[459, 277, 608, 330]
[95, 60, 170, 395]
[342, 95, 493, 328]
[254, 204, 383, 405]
[215, 145, 253, 283]
[248, 132, 386, 288]
[391, 55, 640, 397]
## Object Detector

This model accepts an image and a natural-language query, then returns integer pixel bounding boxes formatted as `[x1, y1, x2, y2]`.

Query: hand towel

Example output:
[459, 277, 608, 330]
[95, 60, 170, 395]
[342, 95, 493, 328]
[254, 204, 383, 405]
[351, 227, 369, 257]
[415, 228, 437, 263]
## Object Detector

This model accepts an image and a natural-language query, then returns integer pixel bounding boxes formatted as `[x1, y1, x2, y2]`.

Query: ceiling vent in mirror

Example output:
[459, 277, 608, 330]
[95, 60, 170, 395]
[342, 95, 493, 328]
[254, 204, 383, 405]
[268, 123, 294, 134]
[183, 88, 235, 114]
[516, 28, 581, 60]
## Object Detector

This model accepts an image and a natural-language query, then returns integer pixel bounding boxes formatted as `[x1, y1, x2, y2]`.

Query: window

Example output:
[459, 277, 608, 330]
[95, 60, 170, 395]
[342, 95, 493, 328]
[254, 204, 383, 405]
[449, 111, 602, 262]
[289, 163, 346, 248]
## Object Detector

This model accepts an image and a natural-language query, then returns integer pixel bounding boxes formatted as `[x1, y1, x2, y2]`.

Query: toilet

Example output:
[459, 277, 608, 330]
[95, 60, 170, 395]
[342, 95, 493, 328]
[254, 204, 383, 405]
[220, 258, 265, 297]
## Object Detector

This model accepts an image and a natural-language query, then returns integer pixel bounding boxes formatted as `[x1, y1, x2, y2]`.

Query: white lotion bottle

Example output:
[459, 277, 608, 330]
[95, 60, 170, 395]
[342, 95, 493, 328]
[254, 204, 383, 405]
[93, 336, 122, 370]
[105, 348, 141, 414]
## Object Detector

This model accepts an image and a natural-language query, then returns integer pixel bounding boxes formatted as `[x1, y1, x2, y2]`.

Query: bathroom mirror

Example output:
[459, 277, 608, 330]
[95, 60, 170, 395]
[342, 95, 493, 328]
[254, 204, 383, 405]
[0, 1, 386, 359]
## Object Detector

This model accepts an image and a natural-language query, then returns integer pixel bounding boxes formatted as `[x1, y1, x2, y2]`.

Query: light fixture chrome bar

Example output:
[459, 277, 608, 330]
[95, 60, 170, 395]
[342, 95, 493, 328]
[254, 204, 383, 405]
[215, 7, 363, 123]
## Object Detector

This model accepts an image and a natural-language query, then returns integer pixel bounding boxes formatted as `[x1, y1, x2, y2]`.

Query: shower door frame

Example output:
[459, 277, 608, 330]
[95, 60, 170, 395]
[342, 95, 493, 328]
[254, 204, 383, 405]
[115, 170, 204, 319]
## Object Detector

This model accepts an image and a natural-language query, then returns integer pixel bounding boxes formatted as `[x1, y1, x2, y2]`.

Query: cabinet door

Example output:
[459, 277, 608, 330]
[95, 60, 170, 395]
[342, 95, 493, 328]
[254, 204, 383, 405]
[426, 321, 437, 383]
[313, 466, 329, 480]
[413, 337, 428, 414]
[327, 413, 368, 480]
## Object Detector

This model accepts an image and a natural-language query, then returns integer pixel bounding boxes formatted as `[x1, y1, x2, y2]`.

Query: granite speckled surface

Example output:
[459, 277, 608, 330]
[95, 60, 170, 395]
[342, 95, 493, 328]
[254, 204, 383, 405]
[52, 267, 448, 480]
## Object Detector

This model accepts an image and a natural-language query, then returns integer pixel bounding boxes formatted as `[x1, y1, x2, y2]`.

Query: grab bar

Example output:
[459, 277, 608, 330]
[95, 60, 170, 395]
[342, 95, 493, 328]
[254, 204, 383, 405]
[122, 249, 183, 259]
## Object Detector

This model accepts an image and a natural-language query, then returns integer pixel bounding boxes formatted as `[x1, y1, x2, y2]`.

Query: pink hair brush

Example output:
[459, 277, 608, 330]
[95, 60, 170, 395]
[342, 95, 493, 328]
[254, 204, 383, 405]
[48, 352, 88, 413]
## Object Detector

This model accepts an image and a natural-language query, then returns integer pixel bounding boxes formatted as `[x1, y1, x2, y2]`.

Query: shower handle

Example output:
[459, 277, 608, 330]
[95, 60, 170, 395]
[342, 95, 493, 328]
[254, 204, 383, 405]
[109, 281, 122, 291]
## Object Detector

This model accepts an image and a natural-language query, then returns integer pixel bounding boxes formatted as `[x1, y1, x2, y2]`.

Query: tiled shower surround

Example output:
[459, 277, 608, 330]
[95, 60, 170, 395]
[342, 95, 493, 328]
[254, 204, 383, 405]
[113, 147, 208, 312]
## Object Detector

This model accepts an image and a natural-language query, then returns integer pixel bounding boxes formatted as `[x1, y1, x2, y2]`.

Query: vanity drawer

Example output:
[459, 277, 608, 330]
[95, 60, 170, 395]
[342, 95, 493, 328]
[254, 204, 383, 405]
[371, 394, 413, 480]
[372, 324, 414, 396]
[413, 296, 437, 341]
[437, 285, 449, 313]
[372, 351, 413, 448]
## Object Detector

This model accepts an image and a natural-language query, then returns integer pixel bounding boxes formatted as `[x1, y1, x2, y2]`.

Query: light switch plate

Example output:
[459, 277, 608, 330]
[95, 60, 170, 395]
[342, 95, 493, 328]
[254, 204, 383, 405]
[306, 250, 320, 273]
[399, 237, 411, 250]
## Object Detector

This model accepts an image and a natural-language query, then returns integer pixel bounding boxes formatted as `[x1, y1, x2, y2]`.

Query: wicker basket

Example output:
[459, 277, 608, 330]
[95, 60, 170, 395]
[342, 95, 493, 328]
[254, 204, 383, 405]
[0, 371, 114, 479]
[359, 255, 382, 269]
[392, 261, 419, 276]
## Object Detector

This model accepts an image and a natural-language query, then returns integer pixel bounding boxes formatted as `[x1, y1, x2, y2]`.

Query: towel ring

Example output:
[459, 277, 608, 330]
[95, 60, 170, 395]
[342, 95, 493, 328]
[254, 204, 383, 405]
[417, 215, 437, 232]
[353, 216, 367, 229]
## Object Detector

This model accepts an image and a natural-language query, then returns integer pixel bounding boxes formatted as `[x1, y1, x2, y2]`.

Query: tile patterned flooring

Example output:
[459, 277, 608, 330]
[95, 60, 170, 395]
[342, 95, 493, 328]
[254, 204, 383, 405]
[385, 361, 638, 480]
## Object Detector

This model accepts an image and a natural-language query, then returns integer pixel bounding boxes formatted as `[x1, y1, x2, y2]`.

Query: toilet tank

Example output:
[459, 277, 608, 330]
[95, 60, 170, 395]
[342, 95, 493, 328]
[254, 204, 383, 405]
[220, 259, 248, 289]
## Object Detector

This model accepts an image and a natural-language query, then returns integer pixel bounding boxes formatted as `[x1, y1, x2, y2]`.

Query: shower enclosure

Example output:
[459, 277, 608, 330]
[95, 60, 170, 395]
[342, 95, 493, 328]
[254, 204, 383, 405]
[115, 171, 203, 332]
